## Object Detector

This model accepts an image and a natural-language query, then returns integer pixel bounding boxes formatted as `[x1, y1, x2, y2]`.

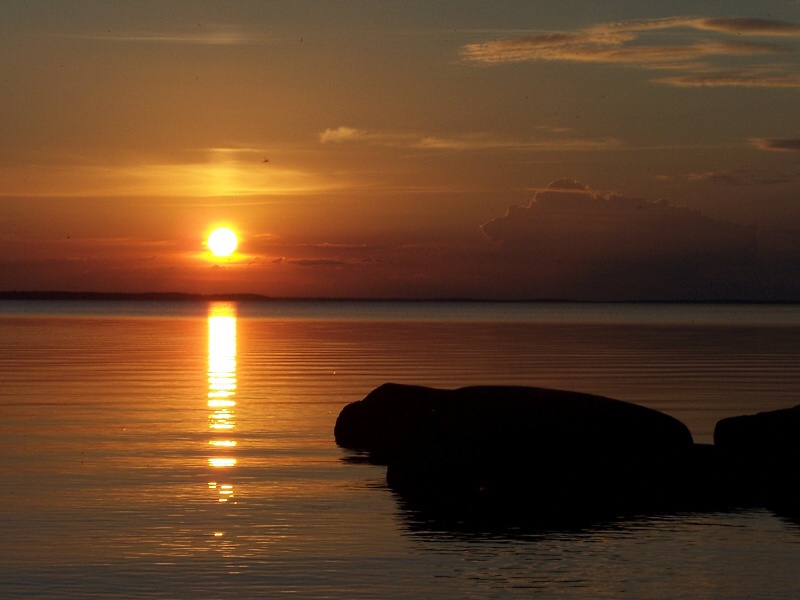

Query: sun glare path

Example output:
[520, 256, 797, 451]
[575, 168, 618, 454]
[207, 302, 238, 507]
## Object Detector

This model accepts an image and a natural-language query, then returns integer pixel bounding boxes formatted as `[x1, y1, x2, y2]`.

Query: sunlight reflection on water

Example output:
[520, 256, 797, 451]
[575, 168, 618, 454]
[207, 302, 238, 507]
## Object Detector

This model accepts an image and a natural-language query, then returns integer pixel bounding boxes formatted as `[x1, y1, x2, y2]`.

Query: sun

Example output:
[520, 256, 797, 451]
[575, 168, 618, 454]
[207, 227, 239, 257]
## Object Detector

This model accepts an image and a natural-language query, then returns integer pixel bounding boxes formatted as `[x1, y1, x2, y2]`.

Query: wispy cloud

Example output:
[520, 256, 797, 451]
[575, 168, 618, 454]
[75, 24, 260, 45]
[600, 16, 800, 36]
[696, 17, 800, 35]
[657, 168, 796, 185]
[655, 69, 800, 88]
[461, 16, 800, 88]
[0, 157, 341, 199]
[319, 126, 370, 143]
[751, 138, 800, 152]
[286, 258, 352, 267]
[320, 126, 619, 152]
[462, 35, 785, 67]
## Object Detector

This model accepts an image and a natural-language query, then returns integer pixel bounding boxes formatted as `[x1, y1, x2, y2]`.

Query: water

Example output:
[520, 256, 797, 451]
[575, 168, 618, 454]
[2, 300, 800, 598]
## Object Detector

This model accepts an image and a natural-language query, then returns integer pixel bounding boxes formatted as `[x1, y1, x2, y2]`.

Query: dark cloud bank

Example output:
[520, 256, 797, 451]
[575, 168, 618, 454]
[480, 180, 799, 301]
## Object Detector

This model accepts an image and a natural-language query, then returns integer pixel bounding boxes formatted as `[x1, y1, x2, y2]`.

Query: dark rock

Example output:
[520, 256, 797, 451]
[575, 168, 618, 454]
[335, 383, 714, 523]
[714, 405, 800, 507]
[715, 404, 800, 455]
[335, 383, 693, 456]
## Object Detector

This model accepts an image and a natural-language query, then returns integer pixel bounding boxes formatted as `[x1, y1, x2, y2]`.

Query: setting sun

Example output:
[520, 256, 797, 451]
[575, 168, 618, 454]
[207, 228, 238, 257]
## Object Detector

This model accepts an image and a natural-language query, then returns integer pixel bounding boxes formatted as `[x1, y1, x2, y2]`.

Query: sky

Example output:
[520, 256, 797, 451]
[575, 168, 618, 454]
[2, 0, 800, 300]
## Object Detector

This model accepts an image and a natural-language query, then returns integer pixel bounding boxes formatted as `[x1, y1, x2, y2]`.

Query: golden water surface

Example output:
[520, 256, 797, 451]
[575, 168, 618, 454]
[1, 301, 800, 598]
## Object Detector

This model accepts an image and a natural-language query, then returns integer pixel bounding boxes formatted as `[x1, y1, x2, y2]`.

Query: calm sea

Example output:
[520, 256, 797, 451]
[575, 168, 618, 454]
[2, 300, 800, 599]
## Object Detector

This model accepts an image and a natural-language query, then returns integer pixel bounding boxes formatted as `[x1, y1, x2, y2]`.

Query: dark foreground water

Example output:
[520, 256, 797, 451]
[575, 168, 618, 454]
[2, 300, 800, 598]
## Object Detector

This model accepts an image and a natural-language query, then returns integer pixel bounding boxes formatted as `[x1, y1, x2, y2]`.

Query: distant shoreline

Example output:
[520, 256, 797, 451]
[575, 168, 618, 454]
[0, 291, 274, 303]
[0, 291, 797, 304]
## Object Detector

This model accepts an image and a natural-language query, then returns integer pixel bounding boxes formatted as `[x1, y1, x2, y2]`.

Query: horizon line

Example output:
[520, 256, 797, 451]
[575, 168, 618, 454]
[0, 290, 798, 305]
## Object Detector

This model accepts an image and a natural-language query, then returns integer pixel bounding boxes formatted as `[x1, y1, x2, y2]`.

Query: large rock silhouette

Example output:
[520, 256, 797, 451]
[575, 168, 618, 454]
[335, 383, 714, 524]
[715, 405, 800, 510]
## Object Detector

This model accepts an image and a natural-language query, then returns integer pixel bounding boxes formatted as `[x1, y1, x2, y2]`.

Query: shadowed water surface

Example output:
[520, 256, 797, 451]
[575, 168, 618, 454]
[2, 301, 800, 598]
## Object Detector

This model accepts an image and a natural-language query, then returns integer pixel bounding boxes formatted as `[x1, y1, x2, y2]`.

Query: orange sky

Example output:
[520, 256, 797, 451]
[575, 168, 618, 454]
[2, 2, 800, 300]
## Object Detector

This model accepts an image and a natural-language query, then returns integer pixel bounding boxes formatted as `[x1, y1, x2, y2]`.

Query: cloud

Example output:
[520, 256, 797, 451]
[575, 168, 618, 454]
[481, 180, 756, 265]
[320, 126, 619, 152]
[752, 138, 800, 152]
[462, 35, 784, 67]
[0, 155, 341, 199]
[287, 258, 350, 267]
[76, 24, 260, 45]
[319, 126, 370, 143]
[655, 68, 800, 88]
[697, 18, 800, 35]
[602, 16, 800, 36]
[544, 179, 589, 191]
[658, 168, 796, 185]
[417, 135, 619, 151]
[475, 180, 788, 300]
[461, 16, 800, 88]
